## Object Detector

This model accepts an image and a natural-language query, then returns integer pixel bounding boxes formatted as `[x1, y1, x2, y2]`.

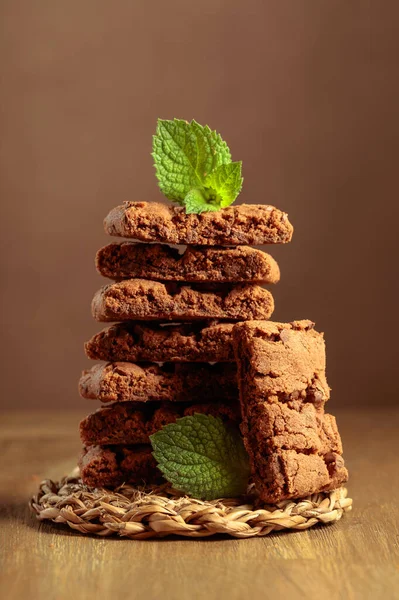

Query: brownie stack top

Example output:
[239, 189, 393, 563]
[89, 201, 294, 325]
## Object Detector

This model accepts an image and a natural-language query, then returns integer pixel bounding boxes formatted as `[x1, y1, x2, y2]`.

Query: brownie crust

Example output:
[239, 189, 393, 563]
[85, 321, 235, 363]
[80, 401, 240, 446]
[232, 320, 348, 503]
[79, 361, 238, 403]
[96, 242, 280, 284]
[91, 279, 274, 322]
[79, 445, 160, 489]
[104, 202, 293, 246]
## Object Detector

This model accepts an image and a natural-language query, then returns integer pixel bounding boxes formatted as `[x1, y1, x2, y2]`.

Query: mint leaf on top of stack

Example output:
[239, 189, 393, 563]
[152, 119, 243, 214]
[150, 414, 250, 500]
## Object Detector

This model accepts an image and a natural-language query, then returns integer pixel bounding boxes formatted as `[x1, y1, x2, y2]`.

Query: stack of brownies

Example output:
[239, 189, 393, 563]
[78, 201, 348, 503]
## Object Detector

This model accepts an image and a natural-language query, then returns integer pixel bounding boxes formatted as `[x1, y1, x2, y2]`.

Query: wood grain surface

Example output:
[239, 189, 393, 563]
[1, 408, 398, 600]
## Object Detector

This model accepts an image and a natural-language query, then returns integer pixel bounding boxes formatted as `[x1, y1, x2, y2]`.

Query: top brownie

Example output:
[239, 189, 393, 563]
[104, 202, 293, 246]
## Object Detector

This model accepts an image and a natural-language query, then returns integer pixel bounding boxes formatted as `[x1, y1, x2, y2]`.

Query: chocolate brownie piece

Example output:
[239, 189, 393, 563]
[104, 202, 293, 246]
[96, 242, 280, 284]
[232, 320, 348, 503]
[80, 401, 240, 446]
[79, 361, 238, 403]
[91, 279, 274, 322]
[79, 445, 160, 489]
[85, 321, 235, 363]
[240, 403, 347, 502]
[233, 320, 330, 408]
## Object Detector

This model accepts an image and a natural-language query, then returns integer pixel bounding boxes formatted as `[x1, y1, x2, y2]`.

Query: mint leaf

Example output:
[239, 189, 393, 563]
[152, 118, 243, 214]
[204, 162, 243, 208]
[152, 119, 200, 204]
[190, 120, 231, 177]
[183, 189, 219, 215]
[150, 414, 250, 500]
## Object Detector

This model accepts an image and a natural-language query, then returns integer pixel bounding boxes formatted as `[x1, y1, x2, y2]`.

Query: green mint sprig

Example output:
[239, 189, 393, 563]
[150, 414, 250, 500]
[152, 119, 243, 214]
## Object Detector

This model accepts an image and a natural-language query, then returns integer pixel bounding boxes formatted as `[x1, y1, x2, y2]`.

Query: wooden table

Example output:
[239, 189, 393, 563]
[1, 408, 398, 599]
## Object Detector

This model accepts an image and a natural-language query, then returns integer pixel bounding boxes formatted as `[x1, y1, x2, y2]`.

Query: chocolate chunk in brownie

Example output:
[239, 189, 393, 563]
[91, 279, 274, 322]
[79, 361, 238, 403]
[85, 321, 235, 363]
[232, 320, 348, 503]
[80, 401, 241, 446]
[79, 445, 160, 489]
[96, 242, 280, 284]
[104, 202, 293, 246]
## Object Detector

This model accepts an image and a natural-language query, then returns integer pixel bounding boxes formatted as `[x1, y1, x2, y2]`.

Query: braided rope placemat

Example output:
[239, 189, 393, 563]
[30, 473, 352, 539]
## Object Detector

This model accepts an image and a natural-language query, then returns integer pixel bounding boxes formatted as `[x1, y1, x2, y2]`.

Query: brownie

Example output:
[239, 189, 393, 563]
[79, 445, 160, 489]
[85, 321, 235, 363]
[232, 320, 348, 503]
[80, 401, 241, 446]
[96, 242, 280, 284]
[233, 320, 330, 408]
[104, 202, 293, 246]
[79, 361, 238, 403]
[91, 279, 274, 322]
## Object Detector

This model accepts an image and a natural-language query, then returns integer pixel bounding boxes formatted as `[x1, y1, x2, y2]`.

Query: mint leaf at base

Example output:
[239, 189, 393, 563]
[152, 118, 243, 214]
[183, 189, 220, 214]
[150, 414, 250, 500]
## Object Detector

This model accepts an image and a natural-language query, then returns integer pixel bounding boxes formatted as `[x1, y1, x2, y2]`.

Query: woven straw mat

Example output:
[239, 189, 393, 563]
[30, 470, 353, 539]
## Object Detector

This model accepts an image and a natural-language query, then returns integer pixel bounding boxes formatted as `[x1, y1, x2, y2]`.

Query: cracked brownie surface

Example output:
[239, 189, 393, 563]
[85, 321, 235, 363]
[233, 320, 348, 502]
[79, 445, 160, 489]
[91, 279, 274, 322]
[104, 202, 293, 246]
[80, 401, 240, 446]
[79, 361, 238, 403]
[96, 242, 280, 284]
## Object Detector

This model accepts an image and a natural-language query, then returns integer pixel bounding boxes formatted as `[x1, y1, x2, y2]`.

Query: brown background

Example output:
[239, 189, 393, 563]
[0, 0, 398, 411]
